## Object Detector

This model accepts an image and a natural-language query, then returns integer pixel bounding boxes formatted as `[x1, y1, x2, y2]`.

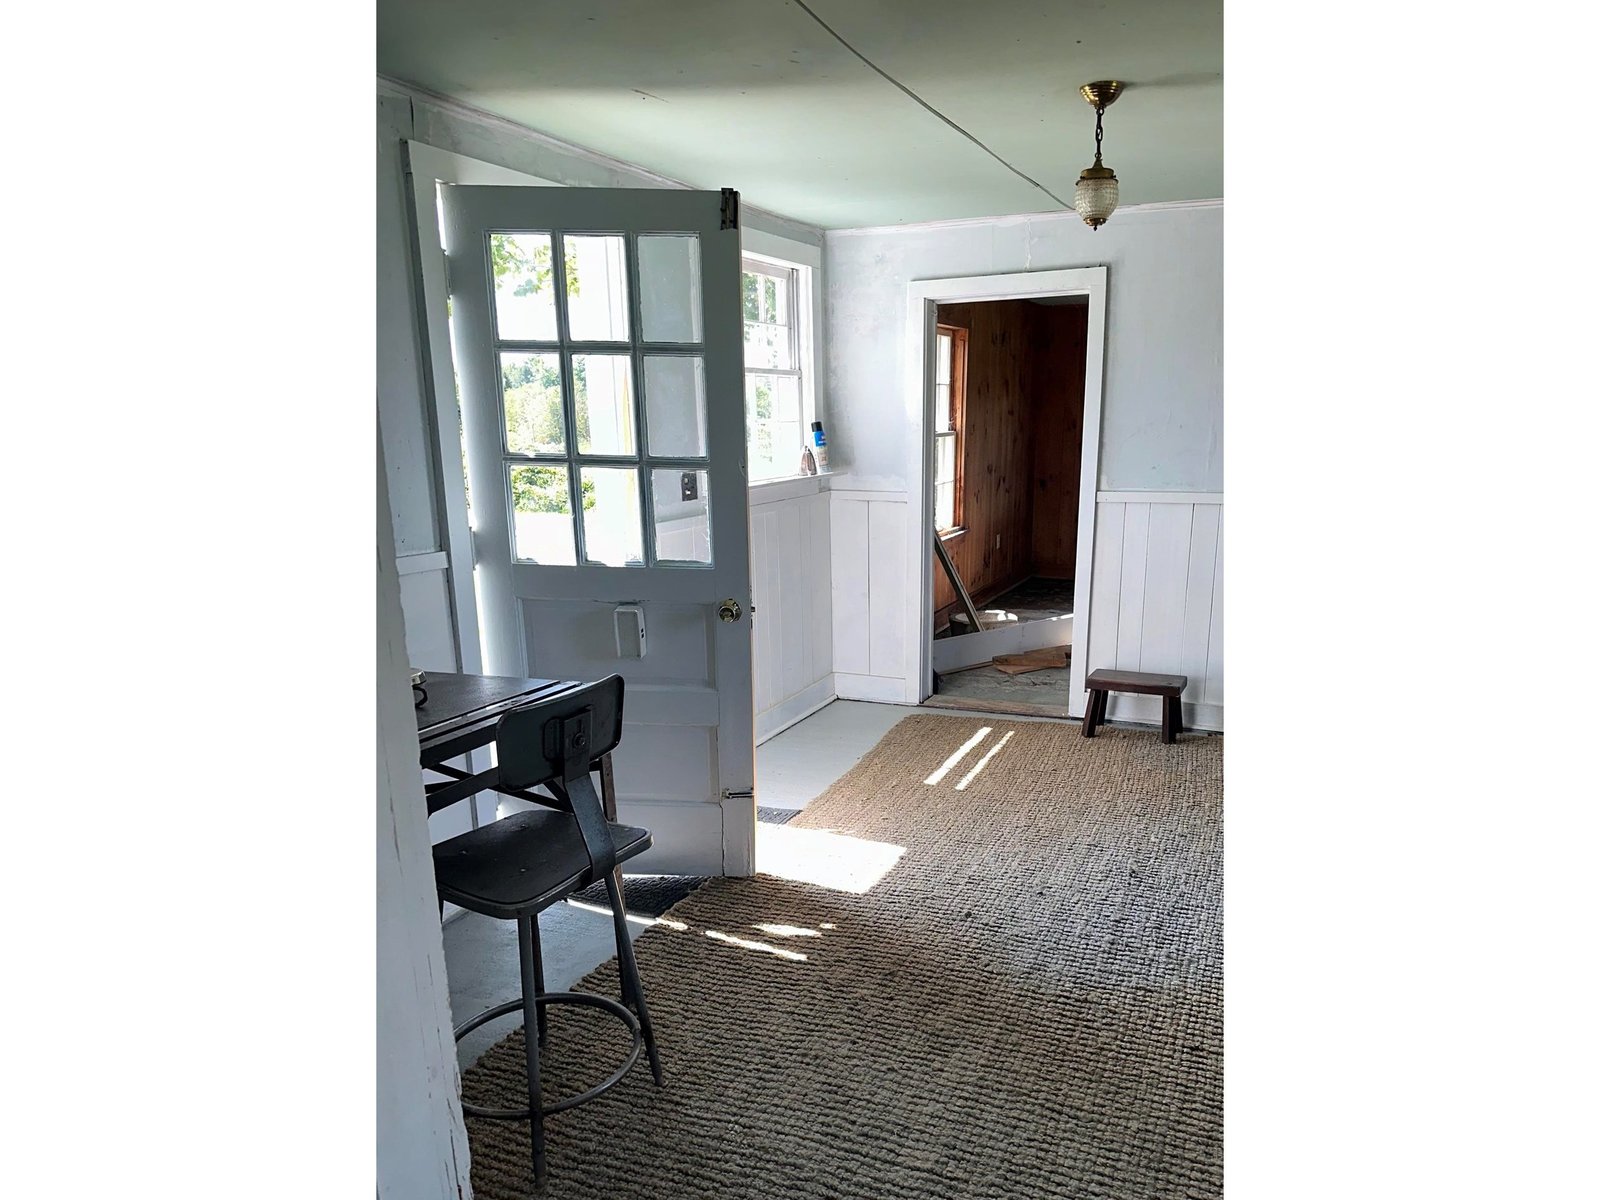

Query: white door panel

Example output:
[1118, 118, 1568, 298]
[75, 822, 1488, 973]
[444, 185, 755, 875]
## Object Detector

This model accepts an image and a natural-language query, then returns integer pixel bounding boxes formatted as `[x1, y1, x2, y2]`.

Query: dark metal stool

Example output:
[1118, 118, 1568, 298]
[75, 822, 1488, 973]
[432, 675, 662, 1186]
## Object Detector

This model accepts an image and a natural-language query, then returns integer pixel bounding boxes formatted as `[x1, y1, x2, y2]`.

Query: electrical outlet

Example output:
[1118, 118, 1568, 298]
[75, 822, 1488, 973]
[995, 533, 1001, 550]
[680, 471, 698, 501]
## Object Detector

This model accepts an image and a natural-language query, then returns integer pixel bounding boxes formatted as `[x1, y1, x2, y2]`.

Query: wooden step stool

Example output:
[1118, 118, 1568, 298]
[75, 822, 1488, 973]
[1082, 668, 1189, 744]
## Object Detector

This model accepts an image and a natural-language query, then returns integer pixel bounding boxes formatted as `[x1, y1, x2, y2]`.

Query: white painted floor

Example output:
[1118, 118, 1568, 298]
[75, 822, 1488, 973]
[440, 697, 1080, 1064]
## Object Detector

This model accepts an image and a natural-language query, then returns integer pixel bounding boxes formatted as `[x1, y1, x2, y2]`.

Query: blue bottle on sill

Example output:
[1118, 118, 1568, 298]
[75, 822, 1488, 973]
[810, 421, 829, 472]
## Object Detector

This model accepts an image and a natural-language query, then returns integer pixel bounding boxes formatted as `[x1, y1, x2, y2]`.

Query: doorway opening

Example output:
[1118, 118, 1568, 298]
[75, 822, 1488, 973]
[926, 295, 1088, 716]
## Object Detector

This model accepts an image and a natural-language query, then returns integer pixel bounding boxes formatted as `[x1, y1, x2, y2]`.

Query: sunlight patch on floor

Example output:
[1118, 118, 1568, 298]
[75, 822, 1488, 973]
[923, 726, 992, 785]
[956, 729, 1015, 790]
[756, 822, 905, 894]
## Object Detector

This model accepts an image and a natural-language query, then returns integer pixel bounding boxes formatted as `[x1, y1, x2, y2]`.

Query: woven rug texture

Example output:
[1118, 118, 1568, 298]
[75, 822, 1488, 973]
[460, 714, 1223, 1199]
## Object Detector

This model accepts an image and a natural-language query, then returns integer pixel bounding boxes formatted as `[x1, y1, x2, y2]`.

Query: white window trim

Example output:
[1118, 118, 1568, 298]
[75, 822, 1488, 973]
[741, 229, 823, 490]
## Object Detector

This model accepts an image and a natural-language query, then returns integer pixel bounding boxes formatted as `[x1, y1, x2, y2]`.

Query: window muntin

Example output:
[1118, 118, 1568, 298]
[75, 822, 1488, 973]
[487, 230, 712, 567]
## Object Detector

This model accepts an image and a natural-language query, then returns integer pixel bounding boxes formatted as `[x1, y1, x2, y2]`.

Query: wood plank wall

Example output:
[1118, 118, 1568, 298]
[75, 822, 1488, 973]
[933, 300, 1036, 614]
[932, 301, 1087, 624]
[1030, 304, 1088, 576]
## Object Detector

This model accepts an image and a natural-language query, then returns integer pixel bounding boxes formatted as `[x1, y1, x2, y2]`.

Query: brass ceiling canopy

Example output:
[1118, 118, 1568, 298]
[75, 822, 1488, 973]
[1079, 80, 1125, 110]
[1074, 81, 1126, 230]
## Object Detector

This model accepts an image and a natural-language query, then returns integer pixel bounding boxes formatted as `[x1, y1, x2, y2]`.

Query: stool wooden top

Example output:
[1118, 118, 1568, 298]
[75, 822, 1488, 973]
[1085, 668, 1188, 696]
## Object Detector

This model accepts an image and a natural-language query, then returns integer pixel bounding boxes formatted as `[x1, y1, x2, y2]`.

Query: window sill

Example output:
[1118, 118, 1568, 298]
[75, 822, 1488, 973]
[938, 526, 968, 542]
[749, 472, 830, 505]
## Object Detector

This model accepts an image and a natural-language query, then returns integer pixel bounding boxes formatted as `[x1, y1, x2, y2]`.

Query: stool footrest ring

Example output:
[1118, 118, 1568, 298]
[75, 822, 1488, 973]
[455, 991, 644, 1120]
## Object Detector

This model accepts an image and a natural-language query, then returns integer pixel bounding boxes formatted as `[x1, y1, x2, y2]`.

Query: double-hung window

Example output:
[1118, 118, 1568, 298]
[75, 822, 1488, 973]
[742, 256, 809, 482]
[933, 324, 967, 532]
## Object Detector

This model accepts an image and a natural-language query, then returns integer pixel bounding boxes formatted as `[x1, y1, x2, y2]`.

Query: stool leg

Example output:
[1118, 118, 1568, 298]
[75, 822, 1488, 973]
[531, 913, 547, 1048]
[610, 867, 629, 1009]
[516, 915, 547, 1185]
[1096, 689, 1109, 728]
[604, 873, 663, 1086]
[598, 754, 632, 1011]
[1082, 689, 1101, 738]
[1163, 696, 1181, 744]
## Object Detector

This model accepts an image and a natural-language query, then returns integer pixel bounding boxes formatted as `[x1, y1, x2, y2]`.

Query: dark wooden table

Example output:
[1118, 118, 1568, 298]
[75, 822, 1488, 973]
[415, 671, 582, 815]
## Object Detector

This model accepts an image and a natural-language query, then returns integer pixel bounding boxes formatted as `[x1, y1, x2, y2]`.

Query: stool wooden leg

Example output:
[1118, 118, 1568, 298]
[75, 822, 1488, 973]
[1082, 689, 1100, 737]
[1096, 689, 1110, 728]
[1162, 695, 1180, 744]
[605, 873, 663, 1086]
[516, 916, 547, 1185]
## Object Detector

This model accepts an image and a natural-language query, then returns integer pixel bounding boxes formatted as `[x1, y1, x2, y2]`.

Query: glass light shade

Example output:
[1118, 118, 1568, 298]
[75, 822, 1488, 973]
[1074, 169, 1119, 228]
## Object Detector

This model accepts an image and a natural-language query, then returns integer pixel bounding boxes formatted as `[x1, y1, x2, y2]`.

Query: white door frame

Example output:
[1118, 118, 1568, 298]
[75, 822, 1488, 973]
[404, 140, 561, 680]
[903, 266, 1108, 716]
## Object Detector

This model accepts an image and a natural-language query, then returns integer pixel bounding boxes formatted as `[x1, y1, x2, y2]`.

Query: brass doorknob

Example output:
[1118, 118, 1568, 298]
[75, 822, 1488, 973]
[718, 598, 743, 623]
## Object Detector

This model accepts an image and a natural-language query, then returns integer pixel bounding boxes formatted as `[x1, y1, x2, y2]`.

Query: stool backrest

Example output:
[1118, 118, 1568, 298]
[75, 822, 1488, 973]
[494, 674, 625, 792]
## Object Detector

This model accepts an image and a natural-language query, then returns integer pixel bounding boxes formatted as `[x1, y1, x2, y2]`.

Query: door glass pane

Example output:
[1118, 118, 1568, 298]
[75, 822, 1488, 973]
[500, 352, 565, 455]
[652, 468, 711, 564]
[643, 355, 707, 457]
[580, 467, 644, 566]
[639, 235, 703, 343]
[508, 464, 576, 565]
[489, 233, 558, 341]
[563, 235, 630, 342]
[572, 353, 636, 455]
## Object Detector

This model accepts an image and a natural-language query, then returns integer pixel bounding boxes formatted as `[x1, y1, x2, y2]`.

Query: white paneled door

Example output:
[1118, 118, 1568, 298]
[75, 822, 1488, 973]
[443, 186, 755, 875]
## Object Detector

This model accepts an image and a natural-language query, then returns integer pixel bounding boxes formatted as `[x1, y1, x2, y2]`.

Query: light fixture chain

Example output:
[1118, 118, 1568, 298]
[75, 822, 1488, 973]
[1093, 105, 1105, 166]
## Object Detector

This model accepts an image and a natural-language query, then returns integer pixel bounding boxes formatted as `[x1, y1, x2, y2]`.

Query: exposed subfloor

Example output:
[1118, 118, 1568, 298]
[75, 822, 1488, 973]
[938, 575, 1075, 637]
[988, 575, 1075, 620]
[933, 660, 1075, 714]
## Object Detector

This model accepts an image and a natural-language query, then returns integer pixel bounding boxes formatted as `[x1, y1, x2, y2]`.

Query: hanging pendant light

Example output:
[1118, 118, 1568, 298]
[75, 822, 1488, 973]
[1075, 80, 1124, 230]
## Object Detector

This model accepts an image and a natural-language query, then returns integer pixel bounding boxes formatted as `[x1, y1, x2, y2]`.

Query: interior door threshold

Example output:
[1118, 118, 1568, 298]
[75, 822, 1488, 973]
[921, 693, 1073, 720]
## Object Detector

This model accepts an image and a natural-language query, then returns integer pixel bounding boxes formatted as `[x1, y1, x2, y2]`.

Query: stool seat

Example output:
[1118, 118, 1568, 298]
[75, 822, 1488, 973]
[434, 808, 652, 920]
[1084, 668, 1187, 696]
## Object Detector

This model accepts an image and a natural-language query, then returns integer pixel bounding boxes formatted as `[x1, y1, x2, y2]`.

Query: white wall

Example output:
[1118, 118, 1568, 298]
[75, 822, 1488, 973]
[823, 203, 1223, 720]
[377, 439, 471, 1199]
[824, 203, 1221, 492]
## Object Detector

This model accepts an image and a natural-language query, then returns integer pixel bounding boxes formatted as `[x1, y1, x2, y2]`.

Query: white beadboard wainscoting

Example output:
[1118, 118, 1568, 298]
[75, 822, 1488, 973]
[829, 489, 918, 704]
[1084, 492, 1224, 731]
[750, 478, 837, 742]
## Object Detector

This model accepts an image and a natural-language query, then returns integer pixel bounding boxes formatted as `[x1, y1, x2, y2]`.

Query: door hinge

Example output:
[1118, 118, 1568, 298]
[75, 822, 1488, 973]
[720, 188, 740, 231]
[721, 788, 755, 801]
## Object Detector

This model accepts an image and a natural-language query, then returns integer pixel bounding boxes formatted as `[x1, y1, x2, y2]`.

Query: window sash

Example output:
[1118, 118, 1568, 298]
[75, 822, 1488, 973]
[743, 257, 808, 482]
[933, 323, 965, 530]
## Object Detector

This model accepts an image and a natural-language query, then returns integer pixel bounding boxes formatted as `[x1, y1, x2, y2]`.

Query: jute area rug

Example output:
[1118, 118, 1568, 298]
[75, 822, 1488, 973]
[461, 715, 1223, 1199]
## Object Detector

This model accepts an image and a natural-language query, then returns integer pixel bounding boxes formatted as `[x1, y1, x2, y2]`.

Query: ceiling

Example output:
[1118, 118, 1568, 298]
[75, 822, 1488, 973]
[377, 0, 1221, 230]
